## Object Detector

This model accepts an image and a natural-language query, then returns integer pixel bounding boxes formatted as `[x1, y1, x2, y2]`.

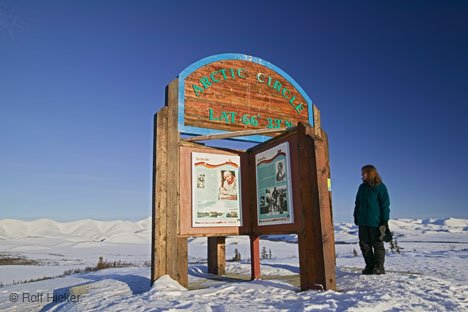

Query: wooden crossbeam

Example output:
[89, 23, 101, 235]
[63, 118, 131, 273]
[184, 127, 296, 142]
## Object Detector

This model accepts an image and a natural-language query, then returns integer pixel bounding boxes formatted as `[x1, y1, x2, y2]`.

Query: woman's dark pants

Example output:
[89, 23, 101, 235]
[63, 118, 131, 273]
[359, 226, 385, 274]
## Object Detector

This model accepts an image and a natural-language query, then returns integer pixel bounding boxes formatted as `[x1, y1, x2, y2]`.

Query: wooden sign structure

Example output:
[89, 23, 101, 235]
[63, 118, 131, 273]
[151, 54, 336, 291]
[178, 54, 313, 142]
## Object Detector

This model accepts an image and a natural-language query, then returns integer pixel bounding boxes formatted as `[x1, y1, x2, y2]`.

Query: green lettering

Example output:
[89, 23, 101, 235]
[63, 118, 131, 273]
[193, 84, 204, 97]
[256, 72, 264, 83]
[229, 112, 236, 123]
[289, 95, 296, 106]
[209, 108, 218, 120]
[210, 71, 220, 83]
[274, 118, 281, 128]
[237, 68, 246, 79]
[200, 76, 212, 89]
[250, 115, 258, 126]
[281, 88, 290, 100]
[230, 68, 236, 79]
[219, 111, 229, 122]
[241, 114, 250, 125]
[273, 80, 282, 92]
[295, 103, 304, 114]
[219, 69, 227, 80]
[266, 117, 273, 128]
[268, 76, 273, 86]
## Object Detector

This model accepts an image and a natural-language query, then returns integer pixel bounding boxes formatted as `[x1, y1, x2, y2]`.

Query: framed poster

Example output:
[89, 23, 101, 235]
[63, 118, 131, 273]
[192, 152, 242, 227]
[255, 142, 294, 226]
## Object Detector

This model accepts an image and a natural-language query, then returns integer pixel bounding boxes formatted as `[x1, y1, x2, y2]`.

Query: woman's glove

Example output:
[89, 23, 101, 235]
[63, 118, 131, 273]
[378, 221, 393, 242]
[378, 225, 386, 241]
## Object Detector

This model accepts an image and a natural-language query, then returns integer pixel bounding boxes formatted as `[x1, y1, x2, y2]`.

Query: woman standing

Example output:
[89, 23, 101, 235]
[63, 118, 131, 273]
[354, 165, 390, 275]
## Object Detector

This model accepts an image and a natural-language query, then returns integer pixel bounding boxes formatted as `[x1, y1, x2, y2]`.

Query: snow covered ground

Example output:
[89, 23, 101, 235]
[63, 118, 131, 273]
[0, 217, 467, 311]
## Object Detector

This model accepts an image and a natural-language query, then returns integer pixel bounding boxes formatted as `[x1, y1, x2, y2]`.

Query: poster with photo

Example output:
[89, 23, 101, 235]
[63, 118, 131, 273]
[192, 152, 242, 227]
[255, 142, 294, 226]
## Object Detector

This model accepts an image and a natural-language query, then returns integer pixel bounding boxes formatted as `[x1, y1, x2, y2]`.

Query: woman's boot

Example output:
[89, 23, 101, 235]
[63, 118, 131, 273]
[360, 242, 374, 274]
[372, 247, 386, 275]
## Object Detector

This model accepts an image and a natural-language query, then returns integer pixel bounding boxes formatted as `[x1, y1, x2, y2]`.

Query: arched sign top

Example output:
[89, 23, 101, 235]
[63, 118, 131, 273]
[177, 53, 314, 142]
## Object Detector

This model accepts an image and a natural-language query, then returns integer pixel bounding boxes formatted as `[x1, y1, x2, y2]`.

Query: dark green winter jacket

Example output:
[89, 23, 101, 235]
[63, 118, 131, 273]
[354, 182, 390, 227]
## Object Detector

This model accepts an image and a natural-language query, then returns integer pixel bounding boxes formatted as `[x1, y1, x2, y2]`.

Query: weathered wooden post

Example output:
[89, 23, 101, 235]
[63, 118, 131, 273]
[296, 112, 336, 291]
[151, 80, 188, 287]
[207, 236, 226, 275]
[250, 234, 261, 280]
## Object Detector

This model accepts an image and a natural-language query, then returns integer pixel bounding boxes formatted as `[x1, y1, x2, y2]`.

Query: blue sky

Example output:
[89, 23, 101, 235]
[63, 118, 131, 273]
[0, 1, 467, 221]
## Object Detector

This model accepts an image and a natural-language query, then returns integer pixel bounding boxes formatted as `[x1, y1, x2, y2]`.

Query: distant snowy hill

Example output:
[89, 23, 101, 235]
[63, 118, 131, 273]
[334, 218, 468, 243]
[0, 218, 151, 244]
[0, 217, 466, 244]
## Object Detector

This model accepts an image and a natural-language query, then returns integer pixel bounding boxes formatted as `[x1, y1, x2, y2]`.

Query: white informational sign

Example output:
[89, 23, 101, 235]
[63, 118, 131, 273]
[255, 142, 294, 226]
[192, 152, 242, 227]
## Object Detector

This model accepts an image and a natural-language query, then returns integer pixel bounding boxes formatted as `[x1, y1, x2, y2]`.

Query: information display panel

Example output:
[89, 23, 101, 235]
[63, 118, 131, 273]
[255, 142, 293, 226]
[192, 152, 242, 227]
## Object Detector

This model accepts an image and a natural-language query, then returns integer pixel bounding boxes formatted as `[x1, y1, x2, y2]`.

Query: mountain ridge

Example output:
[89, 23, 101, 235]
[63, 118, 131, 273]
[0, 217, 466, 244]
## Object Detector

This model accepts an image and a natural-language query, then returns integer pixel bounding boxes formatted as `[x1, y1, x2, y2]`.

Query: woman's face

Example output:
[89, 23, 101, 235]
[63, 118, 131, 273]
[224, 172, 234, 184]
[361, 171, 368, 182]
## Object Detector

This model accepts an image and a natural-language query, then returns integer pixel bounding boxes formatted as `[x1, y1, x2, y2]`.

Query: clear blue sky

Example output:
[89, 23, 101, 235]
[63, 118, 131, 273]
[1, 1, 467, 221]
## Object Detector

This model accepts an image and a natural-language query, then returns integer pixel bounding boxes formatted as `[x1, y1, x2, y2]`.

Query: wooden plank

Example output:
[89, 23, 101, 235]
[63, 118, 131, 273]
[250, 234, 261, 280]
[323, 130, 335, 225]
[312, 104, 321, 137]
[207, 237, 226, 275]
[151, 113, 158, 282]
[296, 123, 327, 291]
[165, 79, 178, 279]
[151, 113, 156, 282]
[152, 79, 189, 287]
[240, 151, 252, 236]
[177, 237, 188, 287]
[184, 127, 293, 142]
[207, 237, 216, 274]
[153, 107, 169, 282]
[313, 130, 336, 290]
[296, 123, 336, 291]
[165, 78, 188, 287]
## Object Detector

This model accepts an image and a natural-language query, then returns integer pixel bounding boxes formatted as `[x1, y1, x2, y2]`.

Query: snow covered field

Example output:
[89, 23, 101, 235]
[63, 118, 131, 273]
[0, 218, 467, 311]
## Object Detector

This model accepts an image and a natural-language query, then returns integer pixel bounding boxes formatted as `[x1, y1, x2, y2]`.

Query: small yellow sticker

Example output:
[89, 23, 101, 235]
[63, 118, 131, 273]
[327, 178, 332, 191]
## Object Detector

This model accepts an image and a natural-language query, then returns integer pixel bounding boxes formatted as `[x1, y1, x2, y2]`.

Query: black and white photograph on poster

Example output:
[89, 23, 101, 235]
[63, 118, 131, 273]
[218, 170, 237, 200]
[276, 160, 286, 182]
[197, 174, 205, 189]
[255, 142, 294, 226]
[259, 186, 288, 215]
[192, 152, 242, 227]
